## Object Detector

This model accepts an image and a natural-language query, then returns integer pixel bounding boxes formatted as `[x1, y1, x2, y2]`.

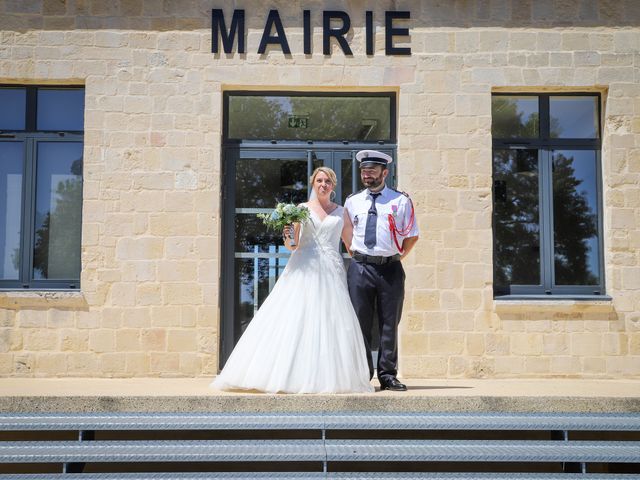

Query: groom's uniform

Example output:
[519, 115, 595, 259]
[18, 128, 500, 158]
[344, 150, 419, 390]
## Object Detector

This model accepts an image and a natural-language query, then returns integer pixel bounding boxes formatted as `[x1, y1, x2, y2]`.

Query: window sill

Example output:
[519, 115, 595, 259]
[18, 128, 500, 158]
[0, 290, 87, 309]
[494, 295, 614, 314]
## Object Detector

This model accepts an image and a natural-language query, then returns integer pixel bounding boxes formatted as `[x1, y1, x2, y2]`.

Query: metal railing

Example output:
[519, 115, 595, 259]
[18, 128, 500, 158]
[0, 412, 638, 478]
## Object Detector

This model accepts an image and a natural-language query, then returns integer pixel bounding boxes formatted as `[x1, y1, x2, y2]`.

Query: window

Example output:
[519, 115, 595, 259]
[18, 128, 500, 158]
[0, 86, 84, 289]
[491, 93, 603, 297]
[225, 92, 395, 143]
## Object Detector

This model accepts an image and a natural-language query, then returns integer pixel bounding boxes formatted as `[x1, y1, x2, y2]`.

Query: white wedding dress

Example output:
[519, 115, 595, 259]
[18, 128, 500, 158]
[211, 205, 374, 394]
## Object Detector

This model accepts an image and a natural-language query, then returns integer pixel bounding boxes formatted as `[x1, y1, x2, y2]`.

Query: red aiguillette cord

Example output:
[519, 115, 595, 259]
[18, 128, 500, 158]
[387, 198, 415, 254]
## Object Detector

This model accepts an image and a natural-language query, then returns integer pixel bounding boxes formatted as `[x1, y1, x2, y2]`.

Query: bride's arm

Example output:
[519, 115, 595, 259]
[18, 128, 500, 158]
[341, 208, 354, 255]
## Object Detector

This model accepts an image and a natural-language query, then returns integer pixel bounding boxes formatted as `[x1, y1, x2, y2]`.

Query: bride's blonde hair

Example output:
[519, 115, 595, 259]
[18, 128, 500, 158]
[309, 167, 338, 201]
[310, 166, 337, 188]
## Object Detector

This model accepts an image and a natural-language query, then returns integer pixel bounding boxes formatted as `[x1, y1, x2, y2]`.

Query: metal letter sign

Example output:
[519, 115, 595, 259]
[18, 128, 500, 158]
[211, 9, 245, 54]
[211, 9, 411, 56]
[258, 10, 291, 54]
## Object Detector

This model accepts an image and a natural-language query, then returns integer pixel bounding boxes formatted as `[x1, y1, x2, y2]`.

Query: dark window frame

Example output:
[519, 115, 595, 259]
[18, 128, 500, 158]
[0, 85, 84, 290]
[492, 92, 605, 298]
[222, 90, 397, 145]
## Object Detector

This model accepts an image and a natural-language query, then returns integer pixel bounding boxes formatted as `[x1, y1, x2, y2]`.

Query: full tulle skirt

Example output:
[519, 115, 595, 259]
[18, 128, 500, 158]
[211, 241, 373, 394]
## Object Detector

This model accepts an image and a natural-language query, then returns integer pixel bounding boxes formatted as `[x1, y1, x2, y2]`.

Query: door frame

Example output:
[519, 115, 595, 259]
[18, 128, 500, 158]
[219, 144, 397, 367]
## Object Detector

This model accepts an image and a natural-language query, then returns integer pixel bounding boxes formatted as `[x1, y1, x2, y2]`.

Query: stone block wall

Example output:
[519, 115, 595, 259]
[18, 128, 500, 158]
[0, 0, 638, 377]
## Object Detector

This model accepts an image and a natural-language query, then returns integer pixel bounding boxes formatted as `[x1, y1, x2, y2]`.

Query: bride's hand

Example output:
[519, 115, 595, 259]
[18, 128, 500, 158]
[282, 225, 298, 251]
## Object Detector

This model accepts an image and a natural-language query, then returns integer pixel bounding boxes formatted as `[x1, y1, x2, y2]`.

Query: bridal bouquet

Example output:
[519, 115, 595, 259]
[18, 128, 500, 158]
[257, 203, 310, 246]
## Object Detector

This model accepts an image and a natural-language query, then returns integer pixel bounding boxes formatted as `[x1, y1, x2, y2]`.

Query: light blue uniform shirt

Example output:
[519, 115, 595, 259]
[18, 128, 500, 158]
[344, 185, 419, 257]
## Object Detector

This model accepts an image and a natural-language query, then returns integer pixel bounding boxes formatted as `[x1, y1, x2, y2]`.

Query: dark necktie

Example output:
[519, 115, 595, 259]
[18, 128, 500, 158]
[364, 192, 381, 249]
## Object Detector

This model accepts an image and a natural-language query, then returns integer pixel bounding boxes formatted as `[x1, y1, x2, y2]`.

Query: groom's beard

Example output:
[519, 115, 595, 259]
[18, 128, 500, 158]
[362, 173, 385, 190]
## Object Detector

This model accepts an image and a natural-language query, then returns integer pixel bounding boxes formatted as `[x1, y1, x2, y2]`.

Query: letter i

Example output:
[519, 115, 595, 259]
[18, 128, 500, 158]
[366, 11, 373, 55]
[304, 10, 311, 54]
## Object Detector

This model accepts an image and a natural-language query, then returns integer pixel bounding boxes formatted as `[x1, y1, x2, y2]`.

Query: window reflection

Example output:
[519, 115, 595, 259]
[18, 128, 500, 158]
[236, 157, 310, 209]
[233, 156, 311, 338]
[37, 89, 85, 131]
[235, 251, 288, 340]
[33, 142, 83, 280]
[493, 149, 541, 293]
[0, 142, 23, 280]
[341, 157, 354, 205]
[0, 88, 26, 131]
[228, 95, 392, 141]
[552, 150, 600, 285]
[491, 96, 539, 138]
[550, 97, 598, 139]
[235, 214, 282, 253]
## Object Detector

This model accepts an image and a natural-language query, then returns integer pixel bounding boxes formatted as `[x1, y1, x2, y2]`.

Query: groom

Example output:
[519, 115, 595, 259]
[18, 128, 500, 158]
[343, 150, 419, 392]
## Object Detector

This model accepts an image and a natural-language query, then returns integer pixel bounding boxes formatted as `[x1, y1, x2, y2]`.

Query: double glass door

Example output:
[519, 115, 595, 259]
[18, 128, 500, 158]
[220, 147, 394, 365]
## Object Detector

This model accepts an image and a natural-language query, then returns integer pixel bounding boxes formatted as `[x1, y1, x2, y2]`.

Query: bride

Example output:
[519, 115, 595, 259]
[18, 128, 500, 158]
[211, 167, 373, 394]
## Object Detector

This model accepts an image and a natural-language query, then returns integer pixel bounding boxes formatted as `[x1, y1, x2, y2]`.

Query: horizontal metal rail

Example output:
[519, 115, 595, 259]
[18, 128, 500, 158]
[0, 413, 324, 431]
[321, 412, 640, 431]
[1, 412, 639, 432]
[0, 440, 325, 463]
[325, 439, 640, 463]
[0, 474, 323, 480]
[0, 439, 639, 464]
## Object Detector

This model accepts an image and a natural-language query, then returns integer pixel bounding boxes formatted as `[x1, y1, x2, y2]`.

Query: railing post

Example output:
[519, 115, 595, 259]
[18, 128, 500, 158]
[322, 412, 328, 473]
[63, 429, 95, 474]
[552, 429, 582, 473]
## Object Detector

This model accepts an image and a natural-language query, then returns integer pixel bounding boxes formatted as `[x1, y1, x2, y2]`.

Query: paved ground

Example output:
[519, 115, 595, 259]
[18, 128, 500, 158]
[1, 377, 638, 413]
[1, 377, 639, 397]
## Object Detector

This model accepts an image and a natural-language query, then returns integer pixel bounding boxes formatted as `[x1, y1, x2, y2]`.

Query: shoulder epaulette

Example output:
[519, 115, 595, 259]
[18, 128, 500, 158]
[346, 189, 365, 199]
[390, 187, 410, 198]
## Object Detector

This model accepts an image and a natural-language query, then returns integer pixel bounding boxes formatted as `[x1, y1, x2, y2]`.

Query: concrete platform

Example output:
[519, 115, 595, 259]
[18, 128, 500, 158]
[0, 378, 639, 413]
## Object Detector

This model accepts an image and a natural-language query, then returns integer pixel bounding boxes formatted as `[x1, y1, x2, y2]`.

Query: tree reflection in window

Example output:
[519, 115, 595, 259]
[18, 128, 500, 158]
[492, 93, 602, 295]
[493, 149, 540, 292]
[235, 157, 314, 253]
[552, 151, 599, 286]
[33, 145, 83, 280]
[491, 96, 539, 138]
[228, 95, 391, 142]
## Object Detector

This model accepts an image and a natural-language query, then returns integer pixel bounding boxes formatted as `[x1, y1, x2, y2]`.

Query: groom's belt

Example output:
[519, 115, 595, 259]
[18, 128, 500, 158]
[352, 251, 401, 265]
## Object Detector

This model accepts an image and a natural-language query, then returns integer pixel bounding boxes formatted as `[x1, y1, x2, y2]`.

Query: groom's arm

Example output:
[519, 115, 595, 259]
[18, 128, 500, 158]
[400, 236, 419, 260]
[341, 208, 354, 255]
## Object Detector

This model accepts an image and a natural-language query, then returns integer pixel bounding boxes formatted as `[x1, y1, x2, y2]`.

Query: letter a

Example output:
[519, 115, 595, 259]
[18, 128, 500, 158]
[258, 10, 291, 54]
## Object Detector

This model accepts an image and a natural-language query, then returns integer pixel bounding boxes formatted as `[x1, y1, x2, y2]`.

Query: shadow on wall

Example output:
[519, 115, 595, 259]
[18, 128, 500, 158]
[1, 1, 640, 33]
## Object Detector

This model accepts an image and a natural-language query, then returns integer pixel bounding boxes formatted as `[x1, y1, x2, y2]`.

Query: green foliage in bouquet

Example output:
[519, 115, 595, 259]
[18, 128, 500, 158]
[257, 203, 310, 231]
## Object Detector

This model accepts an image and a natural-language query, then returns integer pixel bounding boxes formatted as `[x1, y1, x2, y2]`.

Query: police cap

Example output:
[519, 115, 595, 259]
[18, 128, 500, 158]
[356, 150, 393, 168]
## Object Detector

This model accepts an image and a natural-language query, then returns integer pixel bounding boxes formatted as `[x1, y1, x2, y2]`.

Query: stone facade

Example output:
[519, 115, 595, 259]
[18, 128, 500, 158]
[0, 0, 638, 378]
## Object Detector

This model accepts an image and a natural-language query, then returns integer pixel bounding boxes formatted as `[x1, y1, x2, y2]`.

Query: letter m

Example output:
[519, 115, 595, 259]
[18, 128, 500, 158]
[212, 9, 245, 54]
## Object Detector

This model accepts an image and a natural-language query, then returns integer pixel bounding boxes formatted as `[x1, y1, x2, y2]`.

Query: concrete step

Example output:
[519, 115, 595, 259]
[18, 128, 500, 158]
[1, 378, 639, 414]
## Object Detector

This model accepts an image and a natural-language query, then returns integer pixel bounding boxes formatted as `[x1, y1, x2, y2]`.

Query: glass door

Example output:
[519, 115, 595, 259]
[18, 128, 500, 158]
[220, 147, 395, 365]
[222, 149, 316, 360]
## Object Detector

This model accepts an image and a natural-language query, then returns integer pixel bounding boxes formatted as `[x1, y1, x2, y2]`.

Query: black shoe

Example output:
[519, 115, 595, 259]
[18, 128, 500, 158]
[379, 377, 407, 391]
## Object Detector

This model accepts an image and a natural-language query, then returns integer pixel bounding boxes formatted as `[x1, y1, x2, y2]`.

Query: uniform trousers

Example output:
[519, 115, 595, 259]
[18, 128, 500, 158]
[347, 258, 405, 382]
